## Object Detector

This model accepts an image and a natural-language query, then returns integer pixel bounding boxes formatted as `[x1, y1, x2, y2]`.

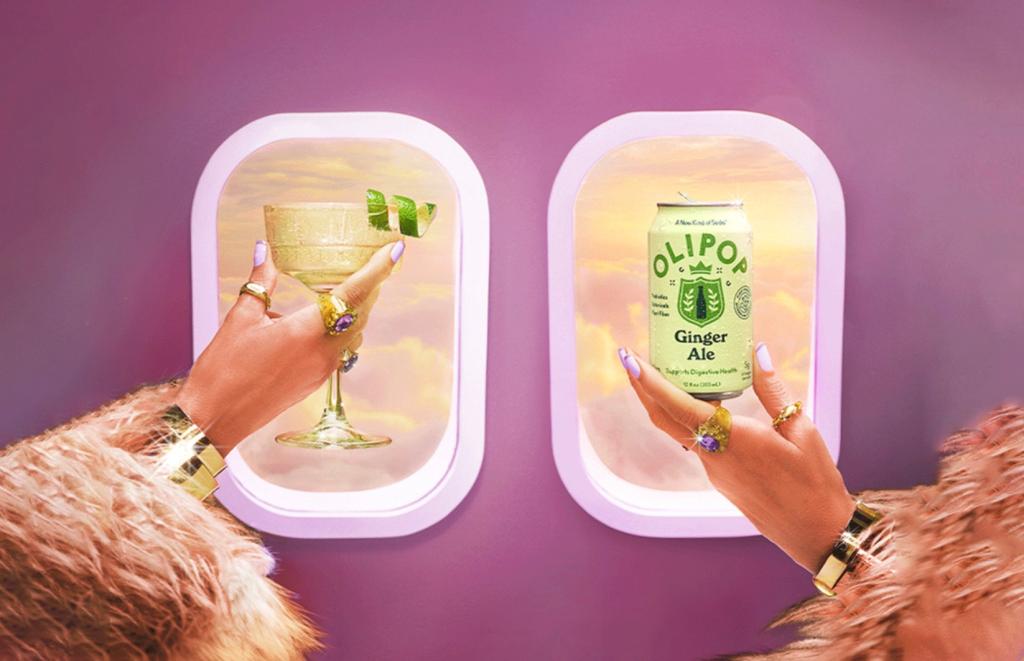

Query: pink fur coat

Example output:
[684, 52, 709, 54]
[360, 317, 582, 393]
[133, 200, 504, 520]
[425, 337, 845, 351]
[2, 382, 1021, 659]
[0, 382, 319, 660]
[741, 405, 1024, 659]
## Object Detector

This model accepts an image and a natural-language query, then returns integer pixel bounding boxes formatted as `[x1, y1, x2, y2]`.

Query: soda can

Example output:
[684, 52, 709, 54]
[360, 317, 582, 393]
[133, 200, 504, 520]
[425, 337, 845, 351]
[648, 195, 753, 400]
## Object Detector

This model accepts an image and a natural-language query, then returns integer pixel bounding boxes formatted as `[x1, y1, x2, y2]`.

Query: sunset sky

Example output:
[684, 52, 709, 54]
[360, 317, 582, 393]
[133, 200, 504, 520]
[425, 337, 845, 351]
[217, 139, 456, 492]
[574, 136, 817, 490]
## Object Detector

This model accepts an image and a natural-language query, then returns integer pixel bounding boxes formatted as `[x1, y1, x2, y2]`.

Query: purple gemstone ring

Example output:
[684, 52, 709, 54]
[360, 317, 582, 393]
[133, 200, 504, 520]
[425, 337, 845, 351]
[692, 406, 732, 454]
[341, 350, 359, 373]
[317, 293, 359, 336]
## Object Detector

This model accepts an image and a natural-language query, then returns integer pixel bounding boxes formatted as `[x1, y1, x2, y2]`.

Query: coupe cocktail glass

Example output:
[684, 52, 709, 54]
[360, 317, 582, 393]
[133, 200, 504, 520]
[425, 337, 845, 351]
[264, 202, 399, 449]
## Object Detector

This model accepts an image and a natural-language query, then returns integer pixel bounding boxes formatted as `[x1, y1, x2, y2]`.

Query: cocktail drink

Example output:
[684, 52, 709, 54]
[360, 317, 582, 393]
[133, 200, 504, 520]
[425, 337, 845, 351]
[264, 202, 400, 449]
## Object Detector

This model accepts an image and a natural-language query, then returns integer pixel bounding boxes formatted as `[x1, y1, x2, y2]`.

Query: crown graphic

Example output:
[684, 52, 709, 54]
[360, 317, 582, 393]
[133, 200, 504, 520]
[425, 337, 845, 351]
[688, 261, 713, 275]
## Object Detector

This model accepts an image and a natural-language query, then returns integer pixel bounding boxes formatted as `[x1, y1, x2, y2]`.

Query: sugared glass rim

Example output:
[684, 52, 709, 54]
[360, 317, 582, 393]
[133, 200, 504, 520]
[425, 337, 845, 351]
[264, 202, 372, 210]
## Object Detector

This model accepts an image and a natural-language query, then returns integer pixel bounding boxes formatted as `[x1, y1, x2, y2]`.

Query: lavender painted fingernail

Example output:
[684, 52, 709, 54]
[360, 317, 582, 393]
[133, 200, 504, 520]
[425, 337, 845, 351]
[253, 241, 268, 267]
[619, 348, 640, 378]
[756, 342, 774, 373]
[390, 240, 405, 264]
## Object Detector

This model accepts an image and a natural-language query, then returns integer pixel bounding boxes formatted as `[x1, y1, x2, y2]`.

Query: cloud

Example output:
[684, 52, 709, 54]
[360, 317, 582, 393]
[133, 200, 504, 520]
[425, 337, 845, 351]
[575, 315, 626, 401]
[238, 334, 455, 492]
[582, 387, 711, 490]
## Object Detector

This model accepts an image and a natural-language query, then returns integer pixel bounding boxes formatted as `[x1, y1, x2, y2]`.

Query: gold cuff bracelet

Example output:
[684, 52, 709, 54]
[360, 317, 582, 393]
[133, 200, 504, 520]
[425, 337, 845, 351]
[812, 500, 882, 597]
[154, 404, 226, 502]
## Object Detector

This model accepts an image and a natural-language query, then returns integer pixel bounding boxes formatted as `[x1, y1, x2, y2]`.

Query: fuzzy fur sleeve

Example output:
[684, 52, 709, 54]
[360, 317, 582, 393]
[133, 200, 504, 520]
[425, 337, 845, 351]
[0, 382, 321, 660]
[740, 406, 1024, 660]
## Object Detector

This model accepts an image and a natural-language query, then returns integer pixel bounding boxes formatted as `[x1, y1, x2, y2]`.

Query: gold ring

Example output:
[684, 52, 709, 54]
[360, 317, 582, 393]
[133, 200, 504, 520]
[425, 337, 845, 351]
[239, 281, 271, 309]
[772, 401, 803, 429]
[693, 406, 731, 453]
[318, 293, 358, 335]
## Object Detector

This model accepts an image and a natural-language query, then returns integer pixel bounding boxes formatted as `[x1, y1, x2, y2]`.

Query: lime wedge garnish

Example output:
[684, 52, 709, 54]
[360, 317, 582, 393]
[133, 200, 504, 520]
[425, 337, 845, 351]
[415, 202, 438, 236]
[390, 195, 437, 237]
[366, 189, 389, 230]
[366, 188, 437, 236]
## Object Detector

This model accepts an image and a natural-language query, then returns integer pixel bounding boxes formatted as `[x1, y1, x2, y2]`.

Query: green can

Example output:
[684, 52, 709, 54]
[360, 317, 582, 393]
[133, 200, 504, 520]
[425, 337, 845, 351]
[648, 196, 753, 400]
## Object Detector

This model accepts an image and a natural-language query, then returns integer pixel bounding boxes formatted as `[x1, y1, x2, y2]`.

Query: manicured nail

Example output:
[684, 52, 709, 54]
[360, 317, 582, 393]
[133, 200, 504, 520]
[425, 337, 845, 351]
[253, 241, 268, 267]
[755, 343, 774, 373]
[619, 347, 640, 378]
[390, 240, 405, 264]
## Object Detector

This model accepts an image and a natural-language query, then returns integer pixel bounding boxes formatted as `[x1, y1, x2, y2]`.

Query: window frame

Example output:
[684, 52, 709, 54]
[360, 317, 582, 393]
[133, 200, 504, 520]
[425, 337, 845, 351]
[547, 111, 845, 537]
[191, 112, 488, 538]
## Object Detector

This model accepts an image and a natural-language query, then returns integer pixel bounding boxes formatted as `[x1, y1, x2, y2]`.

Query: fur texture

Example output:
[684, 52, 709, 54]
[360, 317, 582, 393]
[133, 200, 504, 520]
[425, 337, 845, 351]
[4, 387, 1022, 659]
[739, 405, 1024, 660]
[0, 382, 321, 660]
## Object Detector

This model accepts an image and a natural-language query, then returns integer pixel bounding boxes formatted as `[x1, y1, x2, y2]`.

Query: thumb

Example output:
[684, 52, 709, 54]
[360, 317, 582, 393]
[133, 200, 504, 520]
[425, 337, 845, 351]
[333, 240, 403, 309]
[752, 342, 793, 419]
[227, 240, 279, 322]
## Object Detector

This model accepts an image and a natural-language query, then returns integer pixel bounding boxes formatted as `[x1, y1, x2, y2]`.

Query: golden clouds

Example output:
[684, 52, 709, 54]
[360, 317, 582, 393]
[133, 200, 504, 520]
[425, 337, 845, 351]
[575, 316, 625, 401]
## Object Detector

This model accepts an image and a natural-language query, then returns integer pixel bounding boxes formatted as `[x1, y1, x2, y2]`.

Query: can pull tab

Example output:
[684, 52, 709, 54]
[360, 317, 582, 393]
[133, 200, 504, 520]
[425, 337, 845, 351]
[678, 192, 694, 203]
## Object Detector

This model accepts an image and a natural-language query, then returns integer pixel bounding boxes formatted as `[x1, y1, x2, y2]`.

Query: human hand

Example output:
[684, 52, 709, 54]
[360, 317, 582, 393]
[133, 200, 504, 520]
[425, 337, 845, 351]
[619, 343, 855, 572]
[176, 239, 405, 452]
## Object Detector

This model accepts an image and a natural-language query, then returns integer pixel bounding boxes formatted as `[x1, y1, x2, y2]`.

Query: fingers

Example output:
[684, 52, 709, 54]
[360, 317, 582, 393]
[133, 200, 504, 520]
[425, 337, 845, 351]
[619, 348, 717, 433]
[227, 241, 279, 323]
[753, 342, 817, 448]
[624, 362, 694, 449]
[277, 286, 378, 341]
[334, 240, 404, 309]
[752, 343, 792, 418]
[276, 241, 393, 341]
[358, 286, 381, 318]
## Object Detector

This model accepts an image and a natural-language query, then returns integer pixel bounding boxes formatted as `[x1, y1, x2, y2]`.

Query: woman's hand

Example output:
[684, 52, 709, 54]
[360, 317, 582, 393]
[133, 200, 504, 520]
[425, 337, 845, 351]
[620, 344, 855, 573]
[176, 240, 404, 453]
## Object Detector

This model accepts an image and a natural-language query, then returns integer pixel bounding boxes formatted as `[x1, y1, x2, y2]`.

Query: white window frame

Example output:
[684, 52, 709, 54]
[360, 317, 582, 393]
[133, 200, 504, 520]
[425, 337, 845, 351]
[191, 112, 488, 538]
[547, 111, 845, 537]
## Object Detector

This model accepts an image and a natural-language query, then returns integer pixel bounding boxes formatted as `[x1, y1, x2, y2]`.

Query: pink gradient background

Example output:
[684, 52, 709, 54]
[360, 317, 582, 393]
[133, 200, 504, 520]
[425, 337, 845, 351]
[2, 3, 1022, 659]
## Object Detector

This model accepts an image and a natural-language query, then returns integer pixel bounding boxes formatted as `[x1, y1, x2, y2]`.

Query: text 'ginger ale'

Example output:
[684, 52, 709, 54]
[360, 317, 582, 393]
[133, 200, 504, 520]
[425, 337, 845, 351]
[648, 196, 753, 400]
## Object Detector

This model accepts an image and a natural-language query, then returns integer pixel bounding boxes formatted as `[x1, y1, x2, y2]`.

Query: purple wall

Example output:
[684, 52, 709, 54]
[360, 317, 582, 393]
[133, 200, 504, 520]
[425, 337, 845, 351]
[2, 2, 1022, 659]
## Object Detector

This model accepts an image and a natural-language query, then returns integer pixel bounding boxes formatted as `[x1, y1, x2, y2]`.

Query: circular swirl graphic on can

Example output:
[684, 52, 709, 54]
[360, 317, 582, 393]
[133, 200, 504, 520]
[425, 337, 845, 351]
[733, 285, 752, 320]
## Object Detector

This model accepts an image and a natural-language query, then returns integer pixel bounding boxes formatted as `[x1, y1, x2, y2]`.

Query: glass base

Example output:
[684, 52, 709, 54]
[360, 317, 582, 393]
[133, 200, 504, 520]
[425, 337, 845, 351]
[275, 410, 392, 449]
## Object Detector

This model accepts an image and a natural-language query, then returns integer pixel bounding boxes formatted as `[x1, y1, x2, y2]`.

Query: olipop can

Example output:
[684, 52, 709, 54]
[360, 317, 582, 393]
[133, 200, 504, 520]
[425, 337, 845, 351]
[648, 196, 753, 400]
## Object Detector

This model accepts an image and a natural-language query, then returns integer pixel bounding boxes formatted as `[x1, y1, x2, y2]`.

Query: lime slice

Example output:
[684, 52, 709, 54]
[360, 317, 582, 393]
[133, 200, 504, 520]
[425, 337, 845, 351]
[390, 194, 437, 237]
[366, 189, 389, 230]
[367, 188, 437, 236]
[415, 202, 438, 236]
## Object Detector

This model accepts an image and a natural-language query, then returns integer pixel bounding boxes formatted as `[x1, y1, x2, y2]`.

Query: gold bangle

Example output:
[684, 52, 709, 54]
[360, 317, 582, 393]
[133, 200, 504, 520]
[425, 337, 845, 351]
[812, 501, 882, 596]
[153, 405, 226, 501]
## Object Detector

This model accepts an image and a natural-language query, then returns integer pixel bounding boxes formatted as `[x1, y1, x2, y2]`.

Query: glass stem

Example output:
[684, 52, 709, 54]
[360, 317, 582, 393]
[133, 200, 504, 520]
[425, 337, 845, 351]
[326, 366, 347, 421]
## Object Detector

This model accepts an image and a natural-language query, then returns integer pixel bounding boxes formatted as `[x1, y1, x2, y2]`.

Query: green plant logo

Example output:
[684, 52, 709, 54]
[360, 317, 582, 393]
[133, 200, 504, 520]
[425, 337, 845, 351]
[678, 276, 724, 327]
